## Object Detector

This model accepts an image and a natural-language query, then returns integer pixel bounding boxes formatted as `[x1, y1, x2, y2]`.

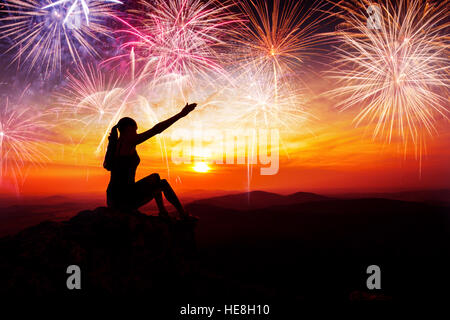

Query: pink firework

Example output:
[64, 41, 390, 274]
[109, 0, 241, 85]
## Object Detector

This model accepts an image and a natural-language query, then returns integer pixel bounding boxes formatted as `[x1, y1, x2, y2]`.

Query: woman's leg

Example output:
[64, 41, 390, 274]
[134, 173, 166, 215]
[135, 173, 186, 217]
[153, 189, 168, 215]
[160, 179, 186, 216]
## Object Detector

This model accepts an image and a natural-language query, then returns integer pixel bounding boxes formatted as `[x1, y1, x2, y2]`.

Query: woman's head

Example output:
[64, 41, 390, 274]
[116, 117, 137, 137]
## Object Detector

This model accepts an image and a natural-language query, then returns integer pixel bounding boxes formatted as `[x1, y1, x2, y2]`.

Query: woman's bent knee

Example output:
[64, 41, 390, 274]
[145, 173, 160, 184]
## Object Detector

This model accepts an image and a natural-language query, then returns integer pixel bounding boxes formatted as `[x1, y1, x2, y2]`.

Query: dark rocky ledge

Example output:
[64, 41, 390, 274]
[0, 207, 197, 296]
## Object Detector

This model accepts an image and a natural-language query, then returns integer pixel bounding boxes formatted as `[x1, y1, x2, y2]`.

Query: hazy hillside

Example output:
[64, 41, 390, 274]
[190, 190, 332, 210]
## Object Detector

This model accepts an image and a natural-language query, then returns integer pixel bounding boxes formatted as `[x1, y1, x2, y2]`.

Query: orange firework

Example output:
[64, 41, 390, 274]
[233, 0, 327, 83]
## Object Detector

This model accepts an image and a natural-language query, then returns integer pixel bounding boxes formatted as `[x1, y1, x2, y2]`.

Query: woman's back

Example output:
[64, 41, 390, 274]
[106, 137, 140, 208]
[109, 152, 140, 186]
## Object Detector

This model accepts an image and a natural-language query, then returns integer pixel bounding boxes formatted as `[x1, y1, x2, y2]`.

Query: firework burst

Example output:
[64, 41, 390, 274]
[110, 0, 241, 86]
[58, 64, 126, 126]
[233, 0, 326, 84]
[327, 0, 449, 144]
[0, 0, 120, 77]
[54, 63, 128, 150]
[223, 67, 310, 130]
[0, 99, 56, 193]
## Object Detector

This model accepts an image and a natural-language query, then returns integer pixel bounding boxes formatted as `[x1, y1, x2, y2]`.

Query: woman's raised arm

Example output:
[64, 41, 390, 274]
[135, 103, 197, 145]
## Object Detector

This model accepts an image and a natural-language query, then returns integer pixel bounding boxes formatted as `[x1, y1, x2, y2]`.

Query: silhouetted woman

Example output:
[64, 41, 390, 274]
[103, 103, 197, 219]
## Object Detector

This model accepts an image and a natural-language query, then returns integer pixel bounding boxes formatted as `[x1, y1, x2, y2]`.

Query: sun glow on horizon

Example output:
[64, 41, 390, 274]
[192, 162, 211, 173]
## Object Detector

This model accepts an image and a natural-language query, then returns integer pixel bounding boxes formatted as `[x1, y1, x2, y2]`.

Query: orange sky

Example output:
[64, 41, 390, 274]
[2, 79, 448, 197]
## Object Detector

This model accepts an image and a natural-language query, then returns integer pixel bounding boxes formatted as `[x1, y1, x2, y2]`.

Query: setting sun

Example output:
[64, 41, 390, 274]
[192, 162, 210, 173]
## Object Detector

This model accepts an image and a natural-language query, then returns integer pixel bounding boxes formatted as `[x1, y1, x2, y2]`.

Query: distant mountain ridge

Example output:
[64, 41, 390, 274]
[332, 189, 450, 206]
[190, 190, 332, 210]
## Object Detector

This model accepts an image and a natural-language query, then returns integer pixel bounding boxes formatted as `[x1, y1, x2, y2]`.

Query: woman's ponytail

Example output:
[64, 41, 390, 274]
[103, 125, 118, 171]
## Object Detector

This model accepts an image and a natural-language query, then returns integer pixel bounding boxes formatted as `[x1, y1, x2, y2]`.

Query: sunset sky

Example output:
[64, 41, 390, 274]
[0, 0, 448, 197]
[8, 77, 450, 197]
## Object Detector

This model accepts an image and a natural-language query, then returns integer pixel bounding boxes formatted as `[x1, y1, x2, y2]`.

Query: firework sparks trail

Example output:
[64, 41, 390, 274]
[326, 0, 449, 145]
[0, 0, 119, 76]
[0, 99, 57, 193]
[42, 0, 122, 26]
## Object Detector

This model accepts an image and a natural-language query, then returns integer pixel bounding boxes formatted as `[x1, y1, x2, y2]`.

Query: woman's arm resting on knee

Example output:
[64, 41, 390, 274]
[136, 103, 197, 145]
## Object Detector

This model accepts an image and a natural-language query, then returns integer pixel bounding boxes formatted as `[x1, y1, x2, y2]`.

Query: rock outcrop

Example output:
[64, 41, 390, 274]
[0, 207, 197, 296]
